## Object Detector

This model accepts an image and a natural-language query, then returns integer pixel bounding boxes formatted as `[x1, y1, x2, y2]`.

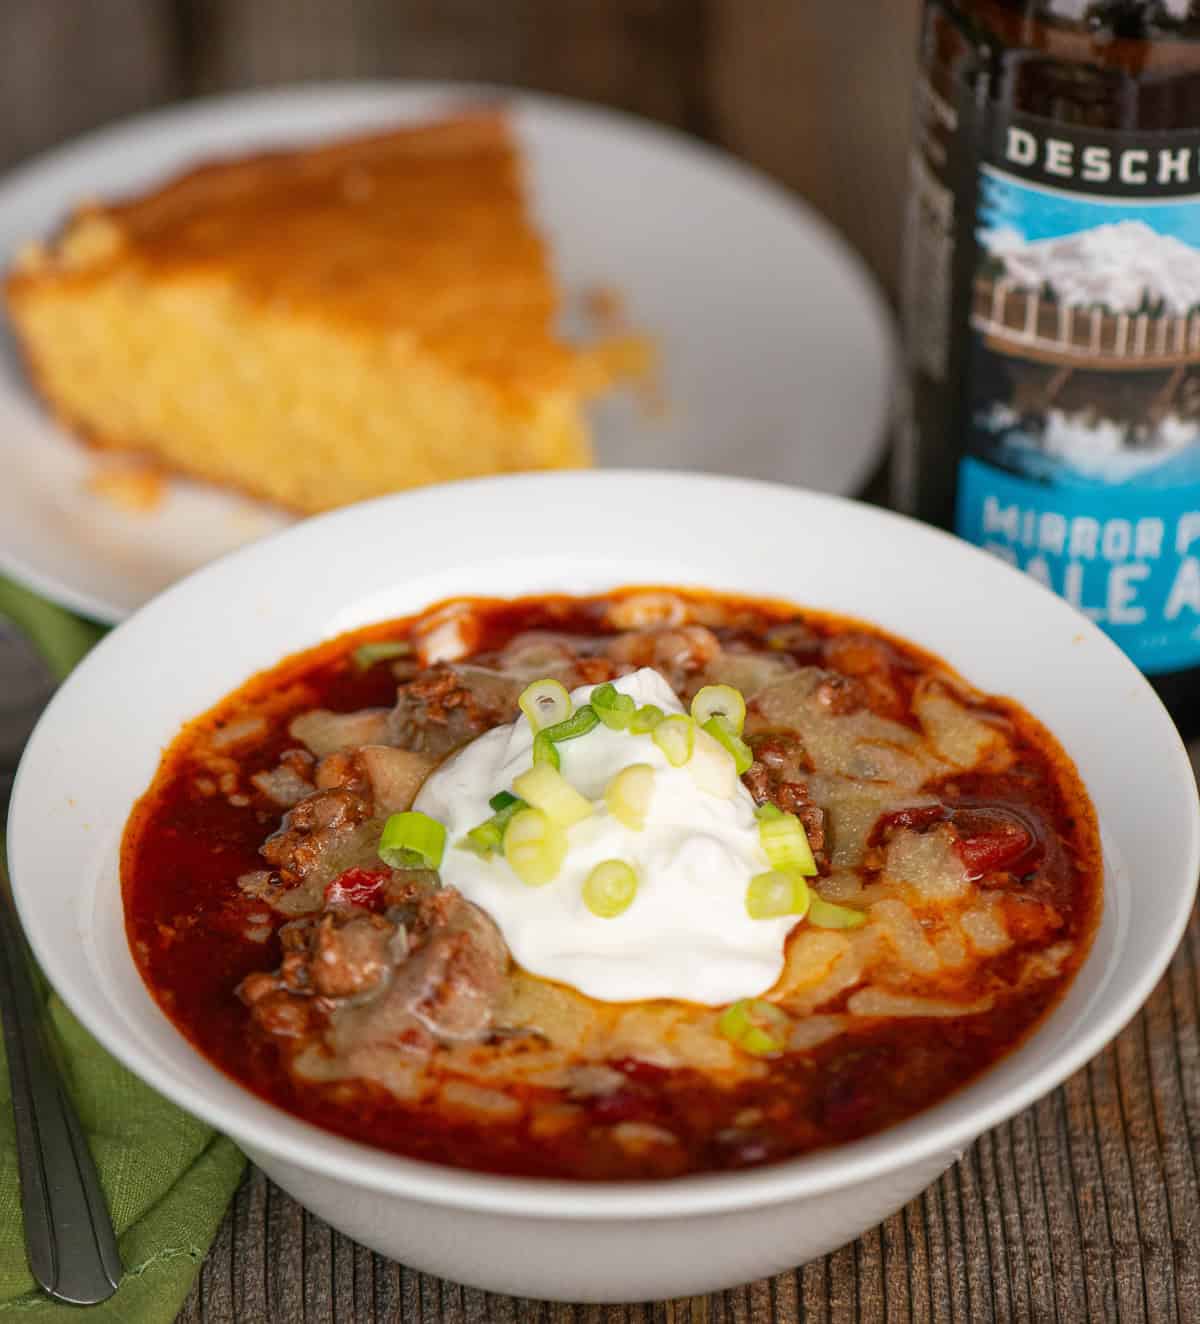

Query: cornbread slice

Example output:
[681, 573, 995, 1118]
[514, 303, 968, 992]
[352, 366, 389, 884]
[6, 113, 603, 513]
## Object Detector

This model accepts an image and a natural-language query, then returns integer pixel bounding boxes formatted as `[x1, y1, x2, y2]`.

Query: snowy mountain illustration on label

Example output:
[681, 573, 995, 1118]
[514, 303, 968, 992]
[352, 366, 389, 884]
[970, 220, 1200, 488]
[983, 219, 1200, 316]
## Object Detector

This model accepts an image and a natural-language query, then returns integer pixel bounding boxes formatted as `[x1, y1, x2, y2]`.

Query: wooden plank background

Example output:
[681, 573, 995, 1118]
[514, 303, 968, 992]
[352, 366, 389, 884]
[0, 0, 921, 301]
[5, 3, 1199, 1321]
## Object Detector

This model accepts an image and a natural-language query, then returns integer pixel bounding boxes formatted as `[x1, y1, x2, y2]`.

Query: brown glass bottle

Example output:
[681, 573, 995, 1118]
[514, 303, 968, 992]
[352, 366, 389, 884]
[899, 1, 1200, 737]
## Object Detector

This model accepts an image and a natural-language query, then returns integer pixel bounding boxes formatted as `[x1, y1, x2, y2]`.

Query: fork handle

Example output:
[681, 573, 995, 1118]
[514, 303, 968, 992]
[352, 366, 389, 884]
[0, 889, 122, 1304]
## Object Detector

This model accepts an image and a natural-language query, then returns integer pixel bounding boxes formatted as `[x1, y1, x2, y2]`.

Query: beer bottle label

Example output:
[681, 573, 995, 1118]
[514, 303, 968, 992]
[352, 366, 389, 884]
[906, 74, 1200, 673]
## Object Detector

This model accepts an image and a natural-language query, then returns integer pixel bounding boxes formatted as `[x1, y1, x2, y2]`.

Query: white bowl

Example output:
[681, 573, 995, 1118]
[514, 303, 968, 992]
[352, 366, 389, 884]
[9, 472, 1199, 1303]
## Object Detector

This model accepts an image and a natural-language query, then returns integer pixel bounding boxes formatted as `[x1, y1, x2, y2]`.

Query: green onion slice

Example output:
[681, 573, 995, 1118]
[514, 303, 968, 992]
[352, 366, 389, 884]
[532, 730, 561, 770]
[604, 763, 655, 831]
[757, 806, 818, 876]
[519, 678, 572, 731]
[378, 811, 446, 870]
[652, 714, 695, 767]
[745, 870, 810, 920]
[504, 808, 567, 886]
[582, 859, 639, 918]
[461, 796, 528, 856]
[807, 896, 868, 929]
[590, 682, 636, 730]
[689, 725, 737, 798]
[541, 705, 600, 744]
[512, 763, 594, 828]
[462, 820, 504, 857]
[690, 684, 747, 735]
[353, 640, 413, 670]
[533, 705, 600, 771]
[629, 704, 665, 734]
[718, 998, 790, 1058]
[702, 716, 753, 775]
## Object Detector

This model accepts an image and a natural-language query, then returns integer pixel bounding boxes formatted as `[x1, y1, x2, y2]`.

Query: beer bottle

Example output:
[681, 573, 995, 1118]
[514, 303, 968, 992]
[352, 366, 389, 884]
[899, 1, 1200, 735]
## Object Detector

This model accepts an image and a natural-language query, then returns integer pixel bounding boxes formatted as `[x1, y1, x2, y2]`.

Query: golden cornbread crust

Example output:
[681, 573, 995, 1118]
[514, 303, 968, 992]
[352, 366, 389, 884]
[6, 112, 603, 513]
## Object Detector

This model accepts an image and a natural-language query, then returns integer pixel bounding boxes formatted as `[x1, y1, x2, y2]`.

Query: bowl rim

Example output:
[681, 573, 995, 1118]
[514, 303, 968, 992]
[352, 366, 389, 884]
[10, 471, 1199, 1220]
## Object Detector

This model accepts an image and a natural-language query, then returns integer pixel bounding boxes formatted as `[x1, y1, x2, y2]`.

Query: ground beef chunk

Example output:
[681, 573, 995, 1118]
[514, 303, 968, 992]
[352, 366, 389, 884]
[386, 664, 520, 758]
[238, 886, 509, 1063]
[252, 910, 397, 1002]
[360, 889, 508, 1043]
[276, 919, 318, 992]
[261, 788, 373, 881]
[752, 731, 810, 780]
[742, 731, 827, 866]
[741, 762, 769, 804]
[314, 751, 368, 793]
[313, 745, 435, 814]
[332, 889, 508, 1053]
[794, 803, 827, 858]
[605, 626, 721, 689]
[313, 912, 397, 998]
[239, 968, 319, 1039]
[820, 633, 907, 718]
[814, 674, 865, 715]
[744, 731, 811, 812]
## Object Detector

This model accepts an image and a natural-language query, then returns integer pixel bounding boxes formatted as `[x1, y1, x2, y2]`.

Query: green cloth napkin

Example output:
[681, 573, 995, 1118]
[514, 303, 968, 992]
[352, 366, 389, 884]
[0, 576, 246, 1320]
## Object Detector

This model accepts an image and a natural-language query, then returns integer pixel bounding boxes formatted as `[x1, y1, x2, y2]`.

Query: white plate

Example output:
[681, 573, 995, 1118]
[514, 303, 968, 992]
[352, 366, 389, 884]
[0, 82, 895, 624]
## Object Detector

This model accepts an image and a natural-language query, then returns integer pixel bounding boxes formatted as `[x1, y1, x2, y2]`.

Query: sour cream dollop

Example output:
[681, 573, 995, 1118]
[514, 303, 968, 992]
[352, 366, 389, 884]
[414, 668, 796, 1004]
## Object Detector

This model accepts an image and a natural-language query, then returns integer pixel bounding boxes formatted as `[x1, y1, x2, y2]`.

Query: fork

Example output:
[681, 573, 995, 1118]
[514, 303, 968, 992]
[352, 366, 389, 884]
[0, 859, 122, 1304]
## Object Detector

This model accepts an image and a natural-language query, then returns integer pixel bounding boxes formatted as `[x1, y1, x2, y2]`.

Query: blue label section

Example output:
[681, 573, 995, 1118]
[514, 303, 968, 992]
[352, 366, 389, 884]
[957, 456, 1200, 673]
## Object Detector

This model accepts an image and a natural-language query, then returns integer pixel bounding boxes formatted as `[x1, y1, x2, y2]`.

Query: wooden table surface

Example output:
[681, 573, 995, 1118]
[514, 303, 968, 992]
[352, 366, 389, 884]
[4, 2, 1199, 1320]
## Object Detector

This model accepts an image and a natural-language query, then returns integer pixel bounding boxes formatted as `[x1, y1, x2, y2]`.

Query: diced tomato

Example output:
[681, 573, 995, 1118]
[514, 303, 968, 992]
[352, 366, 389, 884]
[955, 822, 1036, 879]
[870, 804, 947, 844]
[323, 867, 389, 912]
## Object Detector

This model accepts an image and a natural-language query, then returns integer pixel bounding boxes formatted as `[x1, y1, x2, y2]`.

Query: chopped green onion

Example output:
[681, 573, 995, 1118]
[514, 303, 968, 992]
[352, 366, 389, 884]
[489, 790, 520, 812]
[504, 808, 567, 886]
[541, 705, 600, 744]
[718, 999, 790, 1058]
[745, 870, 810, 920]
[689, 725, 737, 798]
[604, 763, 655, 831]
[462, 820, 504, 857]
[461, 796, 528, 856]
[353, 640, 413, 670]
[758, 807, 818, 876]
[532, 730, 561, 770]
[512, 763, 594, 828]
[690, 684, 747, 735]
[652, 714, 695, 767]
[590, 682, 636, 730]
[379, 811, 446, 870]
[702, 716, 753, 775]
[630, 704, 665, 734]
[495, 798, 530, 827]
[582, 859, 638, 918]
[532, 705, 600, 771]
[807, 896, 867, 929]
[519, 678, 572, 731]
